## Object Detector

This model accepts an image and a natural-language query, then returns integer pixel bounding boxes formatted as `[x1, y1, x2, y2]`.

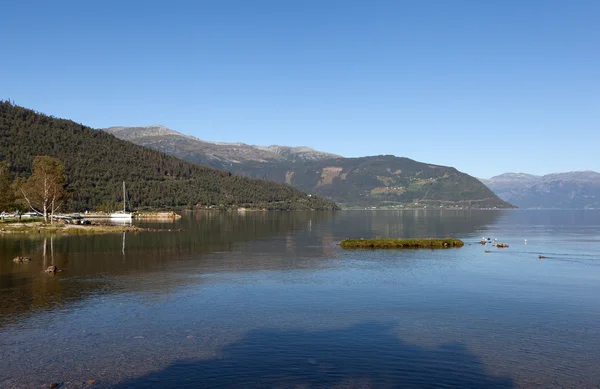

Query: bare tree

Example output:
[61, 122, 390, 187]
[20, 156, 66, 223]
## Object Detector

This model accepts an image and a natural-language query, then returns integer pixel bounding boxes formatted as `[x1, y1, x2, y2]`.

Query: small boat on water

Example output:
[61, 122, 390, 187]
[110, 211, 133, 220]
[110, 182, 133, 220]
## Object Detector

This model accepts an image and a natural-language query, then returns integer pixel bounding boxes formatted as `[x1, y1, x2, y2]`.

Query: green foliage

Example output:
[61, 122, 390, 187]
[20, 156, 66, 220]
[0, 101, 338, 211]
[339, 238, 465, 249]
[0, 160, 15, 211]
[226, 156, 514, 208]
[102, 121, 514, 209]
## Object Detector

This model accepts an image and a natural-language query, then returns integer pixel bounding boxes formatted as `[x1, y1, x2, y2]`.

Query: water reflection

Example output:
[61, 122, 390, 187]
[1, 210, 503, 325]
[1, 210, 600, 388]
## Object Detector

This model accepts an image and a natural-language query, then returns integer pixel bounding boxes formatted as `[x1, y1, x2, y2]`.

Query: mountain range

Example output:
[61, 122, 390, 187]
[103, 125, 513, 209]
[104, 125, 341, 169]
[3, 104, 594, 211]
[481, 171, 600, 209]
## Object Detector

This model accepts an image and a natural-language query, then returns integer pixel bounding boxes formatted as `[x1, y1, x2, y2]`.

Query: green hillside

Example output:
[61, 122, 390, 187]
[0, 102, 338, 211]
[231, 156, 515, 208]
[104, 125, 514, 209]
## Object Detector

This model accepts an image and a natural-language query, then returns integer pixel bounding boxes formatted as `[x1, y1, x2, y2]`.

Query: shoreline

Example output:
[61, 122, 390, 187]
[0, 221, 156, 235]
[80, 211, 182, 220]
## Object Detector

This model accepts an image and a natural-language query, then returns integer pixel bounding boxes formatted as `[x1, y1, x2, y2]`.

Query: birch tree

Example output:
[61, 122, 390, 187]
[20, 156, 66, 222]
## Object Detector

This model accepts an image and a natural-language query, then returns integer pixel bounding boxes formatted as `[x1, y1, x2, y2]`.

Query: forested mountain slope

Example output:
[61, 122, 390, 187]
[235, 155, 514, 208]
[0, 102, 338, 211]
[103, 125, 339, 170]
[105, 126, 513, 209]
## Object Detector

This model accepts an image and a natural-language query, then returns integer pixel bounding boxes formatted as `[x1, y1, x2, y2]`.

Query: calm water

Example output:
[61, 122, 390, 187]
[1, 210, 599, 389]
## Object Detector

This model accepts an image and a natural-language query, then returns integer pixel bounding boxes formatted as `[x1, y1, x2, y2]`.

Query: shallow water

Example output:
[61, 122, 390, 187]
[1, 210, 599, 388]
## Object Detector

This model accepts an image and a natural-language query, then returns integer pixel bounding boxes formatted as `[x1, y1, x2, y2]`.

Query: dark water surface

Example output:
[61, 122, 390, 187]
[1, 210, 599, 388]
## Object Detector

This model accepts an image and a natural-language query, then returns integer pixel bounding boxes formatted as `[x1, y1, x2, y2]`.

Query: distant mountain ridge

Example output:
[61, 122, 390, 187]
[105, 125, 194, 139]
[103, 125, 513, 209]
[481, 171, 600, 209]
[103, 125, 340, 169]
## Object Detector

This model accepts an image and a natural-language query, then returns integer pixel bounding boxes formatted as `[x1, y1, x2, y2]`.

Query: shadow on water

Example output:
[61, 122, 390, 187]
[113, 322, 513, 389]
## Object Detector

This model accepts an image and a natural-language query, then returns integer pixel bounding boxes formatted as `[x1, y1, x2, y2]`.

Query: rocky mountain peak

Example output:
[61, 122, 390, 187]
[103, 125, 186, 140]
[101, 125, 341, 163]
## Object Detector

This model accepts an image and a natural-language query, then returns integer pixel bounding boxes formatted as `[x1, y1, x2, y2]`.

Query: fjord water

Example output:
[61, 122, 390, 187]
[1, 210, 599, 389]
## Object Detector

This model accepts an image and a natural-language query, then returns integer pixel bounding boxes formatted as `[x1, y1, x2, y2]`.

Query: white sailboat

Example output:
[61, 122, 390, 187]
[110, 182, 133, 220]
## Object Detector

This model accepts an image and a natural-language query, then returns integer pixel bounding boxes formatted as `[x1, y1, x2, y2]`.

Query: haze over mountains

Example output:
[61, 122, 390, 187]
[481, 171, 600, 209]
[103, 125, 513, 209]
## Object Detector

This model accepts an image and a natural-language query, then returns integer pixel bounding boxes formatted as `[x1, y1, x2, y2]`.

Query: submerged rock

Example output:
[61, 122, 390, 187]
[45, 265, 60, 273]
[12, 256, 32, 263]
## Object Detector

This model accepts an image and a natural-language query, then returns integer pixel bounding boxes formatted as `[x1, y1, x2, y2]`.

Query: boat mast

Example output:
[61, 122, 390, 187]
[122, 181, 126, 212]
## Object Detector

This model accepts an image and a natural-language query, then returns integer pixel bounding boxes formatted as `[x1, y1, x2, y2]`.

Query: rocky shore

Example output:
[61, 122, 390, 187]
[135, 211, 181, 220]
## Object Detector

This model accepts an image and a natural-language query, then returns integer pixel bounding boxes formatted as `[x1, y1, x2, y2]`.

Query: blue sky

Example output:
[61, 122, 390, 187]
[1, 0, 598, 178]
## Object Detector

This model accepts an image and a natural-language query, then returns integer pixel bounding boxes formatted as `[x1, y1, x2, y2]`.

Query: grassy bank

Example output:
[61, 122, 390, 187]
[339, 238, 464, 249]
[0, 221, 147, 235]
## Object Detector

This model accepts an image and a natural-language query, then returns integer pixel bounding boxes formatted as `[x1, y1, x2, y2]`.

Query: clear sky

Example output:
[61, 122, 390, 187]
[1, 0, 598, 178]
